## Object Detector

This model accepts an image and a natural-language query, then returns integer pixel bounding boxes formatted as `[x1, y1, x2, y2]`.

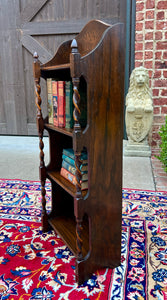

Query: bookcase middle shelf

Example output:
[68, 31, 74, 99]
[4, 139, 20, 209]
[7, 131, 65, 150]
[47, 170, 88, 198]
[44, 123, 73, 137]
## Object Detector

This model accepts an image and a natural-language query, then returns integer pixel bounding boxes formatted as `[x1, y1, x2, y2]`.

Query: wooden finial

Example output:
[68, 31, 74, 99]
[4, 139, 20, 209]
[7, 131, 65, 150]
[71, 39, 78, 53]
[33, 51, 38, 58]
[33, 52, 39, 63]
[33, 52, 40, 79]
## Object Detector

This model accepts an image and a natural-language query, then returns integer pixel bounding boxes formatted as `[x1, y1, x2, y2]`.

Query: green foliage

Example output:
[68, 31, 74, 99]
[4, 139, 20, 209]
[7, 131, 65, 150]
[156, 116, 167, 173]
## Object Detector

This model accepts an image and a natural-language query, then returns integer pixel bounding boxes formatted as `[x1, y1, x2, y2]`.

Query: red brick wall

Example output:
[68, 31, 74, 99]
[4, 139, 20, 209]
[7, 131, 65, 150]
[135, 0, 167, 154]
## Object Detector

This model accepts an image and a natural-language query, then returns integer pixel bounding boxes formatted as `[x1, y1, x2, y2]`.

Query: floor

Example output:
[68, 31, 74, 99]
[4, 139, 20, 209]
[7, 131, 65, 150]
[0, 136, 166, 192]
[0, 136, 49, 182]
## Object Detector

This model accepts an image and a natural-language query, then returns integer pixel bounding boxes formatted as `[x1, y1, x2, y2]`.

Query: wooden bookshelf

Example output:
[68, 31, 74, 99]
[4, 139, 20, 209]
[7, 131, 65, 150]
[48, 216, 89, 258]
[44, 124, 73, 137]
[47, 170, 88, 198]
[41, 63, 70, 71]
[33, 19, 125, 284]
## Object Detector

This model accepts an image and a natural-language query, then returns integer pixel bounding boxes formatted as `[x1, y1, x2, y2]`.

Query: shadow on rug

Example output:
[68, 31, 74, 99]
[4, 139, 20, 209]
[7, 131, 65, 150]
[0, 179, 166, 300]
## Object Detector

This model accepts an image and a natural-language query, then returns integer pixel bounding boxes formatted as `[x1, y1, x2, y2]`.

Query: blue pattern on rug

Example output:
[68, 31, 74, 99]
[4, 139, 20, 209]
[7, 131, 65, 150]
[0, 179, 166, 299]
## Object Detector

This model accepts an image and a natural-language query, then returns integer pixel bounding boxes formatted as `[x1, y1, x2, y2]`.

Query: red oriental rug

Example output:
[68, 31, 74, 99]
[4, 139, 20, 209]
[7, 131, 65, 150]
[0, 179, 166, 300]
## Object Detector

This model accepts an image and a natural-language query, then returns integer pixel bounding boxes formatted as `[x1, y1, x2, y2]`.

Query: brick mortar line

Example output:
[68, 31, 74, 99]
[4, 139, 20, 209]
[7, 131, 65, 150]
[143, 0, 146, 66]
[152, 0, 156, 90]
[135, 0, 167, 149]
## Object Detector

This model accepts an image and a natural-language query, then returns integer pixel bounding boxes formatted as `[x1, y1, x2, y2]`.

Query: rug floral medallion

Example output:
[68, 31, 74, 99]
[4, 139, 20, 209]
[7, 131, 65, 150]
[0, 179, 166, 299]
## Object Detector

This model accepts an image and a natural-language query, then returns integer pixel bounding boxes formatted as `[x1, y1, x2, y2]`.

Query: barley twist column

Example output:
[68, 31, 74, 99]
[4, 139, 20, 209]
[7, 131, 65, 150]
[73, 82, 82, 192]
[73, 79, 83, 260]
[33, 52, 47, 232]
[70, 40, 83, 261]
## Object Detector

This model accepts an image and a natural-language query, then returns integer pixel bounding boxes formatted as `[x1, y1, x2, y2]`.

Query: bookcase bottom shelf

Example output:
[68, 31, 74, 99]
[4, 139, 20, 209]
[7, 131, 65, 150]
[48, 216, 89, 258]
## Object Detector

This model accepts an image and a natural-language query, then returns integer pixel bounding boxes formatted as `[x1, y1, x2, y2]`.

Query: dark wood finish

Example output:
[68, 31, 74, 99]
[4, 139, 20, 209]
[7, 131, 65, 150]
[0, 0, 127, 135]
[33, 19, 125, 284]
[33, 52, 48, 232]
[47, 171, 88, 198]
[44, 123, 73, 137]
[48, 216, 89, 258]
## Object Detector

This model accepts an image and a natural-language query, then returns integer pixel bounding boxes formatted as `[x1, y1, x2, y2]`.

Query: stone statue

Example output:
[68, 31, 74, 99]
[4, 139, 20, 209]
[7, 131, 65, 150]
[124, 66, 153, 156]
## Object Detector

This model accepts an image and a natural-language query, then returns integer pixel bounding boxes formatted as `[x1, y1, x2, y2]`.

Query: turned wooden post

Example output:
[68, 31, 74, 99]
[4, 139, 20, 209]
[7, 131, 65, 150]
[70, 40, 83, 262]
[33, 52, 48, 232]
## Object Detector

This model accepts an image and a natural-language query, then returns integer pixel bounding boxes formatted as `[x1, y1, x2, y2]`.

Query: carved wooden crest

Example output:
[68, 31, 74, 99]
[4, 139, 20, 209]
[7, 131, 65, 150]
[126, 108, 153, 143]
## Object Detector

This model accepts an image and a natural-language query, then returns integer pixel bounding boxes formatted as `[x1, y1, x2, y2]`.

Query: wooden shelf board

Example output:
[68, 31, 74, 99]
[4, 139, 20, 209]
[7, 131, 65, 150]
[47, 171, 88, 198]
[44, 123, 73, 137]
[48, 216, 89, 258]
[41, 63, 70, 71]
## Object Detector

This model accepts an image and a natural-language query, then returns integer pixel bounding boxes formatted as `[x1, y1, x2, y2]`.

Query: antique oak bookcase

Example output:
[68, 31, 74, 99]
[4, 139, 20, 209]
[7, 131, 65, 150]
[33, 19, 125, 284]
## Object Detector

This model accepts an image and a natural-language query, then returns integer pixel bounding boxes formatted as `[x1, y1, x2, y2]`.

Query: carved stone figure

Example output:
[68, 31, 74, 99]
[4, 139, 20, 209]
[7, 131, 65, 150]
[124, 66, 153, 156]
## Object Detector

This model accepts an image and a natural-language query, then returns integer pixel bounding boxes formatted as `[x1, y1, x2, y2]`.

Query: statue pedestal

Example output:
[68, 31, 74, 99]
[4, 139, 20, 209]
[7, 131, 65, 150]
[124, 141, 151, 157]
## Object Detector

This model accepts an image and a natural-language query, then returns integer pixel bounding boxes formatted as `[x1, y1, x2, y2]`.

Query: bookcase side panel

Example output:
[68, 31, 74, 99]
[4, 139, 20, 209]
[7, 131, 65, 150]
[81, 24, 125, 266]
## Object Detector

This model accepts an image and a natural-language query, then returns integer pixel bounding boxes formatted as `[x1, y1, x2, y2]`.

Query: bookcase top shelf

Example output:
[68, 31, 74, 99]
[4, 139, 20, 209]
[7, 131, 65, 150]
[41, 63, 70, 72]
[40, 19, 111, 71]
